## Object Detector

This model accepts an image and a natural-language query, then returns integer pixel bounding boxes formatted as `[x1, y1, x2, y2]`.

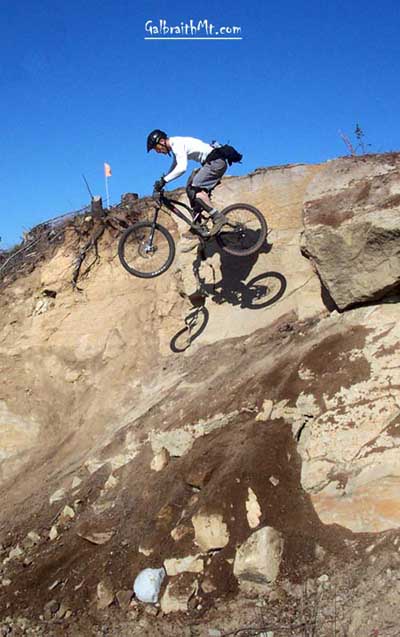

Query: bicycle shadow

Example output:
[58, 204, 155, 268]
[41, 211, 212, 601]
[170, 302, 210, 353]
[192, 239, 287, 310]
[169, 236, 288, 352]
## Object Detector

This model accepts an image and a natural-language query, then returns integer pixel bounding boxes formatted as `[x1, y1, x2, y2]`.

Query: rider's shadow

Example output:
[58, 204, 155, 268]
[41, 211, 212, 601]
[192, 239, 286, 310]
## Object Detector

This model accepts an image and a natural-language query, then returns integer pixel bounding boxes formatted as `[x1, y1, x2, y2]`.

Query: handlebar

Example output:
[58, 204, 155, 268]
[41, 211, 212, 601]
[152, 188, 167, 200]
[150, 190, 196, 218]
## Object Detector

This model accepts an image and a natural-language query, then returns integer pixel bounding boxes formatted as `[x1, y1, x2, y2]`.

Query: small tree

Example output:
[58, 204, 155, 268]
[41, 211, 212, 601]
[339, 124, 371, 155]
[354, 123, 369, 154]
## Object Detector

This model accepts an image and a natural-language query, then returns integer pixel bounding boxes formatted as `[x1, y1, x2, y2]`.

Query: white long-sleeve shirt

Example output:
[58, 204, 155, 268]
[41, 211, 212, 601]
[163, 136, 214, 184]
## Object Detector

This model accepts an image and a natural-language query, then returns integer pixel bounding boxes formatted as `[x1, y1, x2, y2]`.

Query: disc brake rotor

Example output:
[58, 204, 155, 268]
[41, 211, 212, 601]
[138, 242, 157, 258]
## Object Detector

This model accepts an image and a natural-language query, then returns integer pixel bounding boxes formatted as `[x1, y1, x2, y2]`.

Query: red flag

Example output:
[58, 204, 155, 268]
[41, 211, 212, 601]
[104, 162, 112, 177]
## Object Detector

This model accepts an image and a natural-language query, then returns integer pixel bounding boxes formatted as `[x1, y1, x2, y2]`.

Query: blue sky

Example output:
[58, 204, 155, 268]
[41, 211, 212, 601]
[2, 0, 400, 247]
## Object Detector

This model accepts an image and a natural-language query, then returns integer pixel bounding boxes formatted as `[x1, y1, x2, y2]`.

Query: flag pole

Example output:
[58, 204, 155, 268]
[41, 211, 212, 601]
[105, 173, 110, 209]
[104, 162, 111, 208]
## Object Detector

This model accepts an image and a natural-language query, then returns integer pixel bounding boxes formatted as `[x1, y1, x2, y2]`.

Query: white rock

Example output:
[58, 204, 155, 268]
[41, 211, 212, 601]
[315, 544, 326, 560]
[164, 554, 203, 576]
[49, 526, 58, 540]
[26, 531, 41, 545]
[8, 545, 24, 560]
[133, 567, 166, 604]
[43, 599, 59, 619]
[71, 477, 82, 489]
[192, 512, 229, 551]
[77, 530, 114, 545]
[160, 573, 198, 614]
[91, 502, 114, 515]
[103, 474, 118, 491]
[233, 526, 284, 585]
[150, 430, 195, 457]
[255, 399, 273, 421]
[246, 488, 262, 529]
[54, 602, 70, 620]
[85, 458, 105, 474]
[97, 580, 114, 609]
[49, 488, 65, 505]
[138, 546, 153, 556]
[61, 505, 75, 519]
[151, 447, 170, 472]
[32, 297, 54, 316]
[149, 413, 239, 458]
[170, 525, 192, 542]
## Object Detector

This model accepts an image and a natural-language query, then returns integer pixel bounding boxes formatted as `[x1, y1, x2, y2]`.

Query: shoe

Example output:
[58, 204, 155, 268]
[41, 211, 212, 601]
[208, 211, 228, 236]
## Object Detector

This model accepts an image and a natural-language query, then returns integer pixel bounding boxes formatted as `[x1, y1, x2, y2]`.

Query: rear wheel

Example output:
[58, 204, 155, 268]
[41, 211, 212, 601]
[216, 204, 267, 256]
[243, 272, 287, 309]
[118, 221, 175, 278]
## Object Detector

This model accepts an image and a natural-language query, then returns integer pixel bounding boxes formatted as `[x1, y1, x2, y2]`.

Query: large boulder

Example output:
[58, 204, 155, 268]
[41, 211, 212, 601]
[233, 526, 284, 586]
[301, 153, 400, 310]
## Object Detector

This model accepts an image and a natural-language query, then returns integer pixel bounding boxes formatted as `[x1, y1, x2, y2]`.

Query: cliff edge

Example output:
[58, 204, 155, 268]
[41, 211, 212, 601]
[1, 154, 400, 636]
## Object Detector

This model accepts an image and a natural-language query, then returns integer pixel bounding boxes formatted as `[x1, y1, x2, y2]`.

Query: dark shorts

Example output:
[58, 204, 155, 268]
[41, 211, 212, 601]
[186, 158, 228, 203]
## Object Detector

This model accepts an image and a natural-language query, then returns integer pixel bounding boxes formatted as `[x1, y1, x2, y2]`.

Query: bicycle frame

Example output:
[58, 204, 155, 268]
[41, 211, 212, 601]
[153, 193, 201, 227]
[150, 193, 209, 239]
[145, 192, 253, 254]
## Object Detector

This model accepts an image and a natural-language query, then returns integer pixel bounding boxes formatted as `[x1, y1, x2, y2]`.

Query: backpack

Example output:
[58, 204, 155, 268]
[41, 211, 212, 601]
[220, 144, 243, 165]
[206, 143, 243, 166]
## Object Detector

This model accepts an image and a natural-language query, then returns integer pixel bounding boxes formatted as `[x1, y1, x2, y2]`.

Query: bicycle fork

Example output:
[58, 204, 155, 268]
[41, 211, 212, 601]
[147, 207, 160, 248]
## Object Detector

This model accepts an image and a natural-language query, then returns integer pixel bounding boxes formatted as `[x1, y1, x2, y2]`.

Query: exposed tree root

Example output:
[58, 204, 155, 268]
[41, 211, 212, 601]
[71, 223, 106, 290]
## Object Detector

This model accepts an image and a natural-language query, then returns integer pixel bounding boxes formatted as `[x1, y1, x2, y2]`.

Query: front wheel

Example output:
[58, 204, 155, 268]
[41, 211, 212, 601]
[216, 204, 267, 256]
[118, 221, 175, 278]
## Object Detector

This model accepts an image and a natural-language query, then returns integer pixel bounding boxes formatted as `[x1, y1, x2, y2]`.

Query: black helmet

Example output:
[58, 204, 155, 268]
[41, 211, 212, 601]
[147, 129, 167, 152]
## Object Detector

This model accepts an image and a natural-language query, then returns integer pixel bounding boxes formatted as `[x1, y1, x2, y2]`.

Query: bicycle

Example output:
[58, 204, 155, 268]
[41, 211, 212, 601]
[118, 191, 267, 278]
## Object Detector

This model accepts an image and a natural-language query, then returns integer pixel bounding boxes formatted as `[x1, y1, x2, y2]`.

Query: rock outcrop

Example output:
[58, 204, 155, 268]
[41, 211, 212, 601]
[302, 153, 400, 309]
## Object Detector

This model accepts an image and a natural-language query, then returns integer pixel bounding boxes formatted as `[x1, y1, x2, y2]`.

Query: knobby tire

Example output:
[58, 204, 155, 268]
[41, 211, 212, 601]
[216, 204, 267, 257]
[118, 221, 175, 278]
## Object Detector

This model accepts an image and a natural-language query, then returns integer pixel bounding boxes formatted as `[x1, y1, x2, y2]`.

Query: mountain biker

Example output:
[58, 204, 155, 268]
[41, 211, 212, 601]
[147, 129, 230, 236]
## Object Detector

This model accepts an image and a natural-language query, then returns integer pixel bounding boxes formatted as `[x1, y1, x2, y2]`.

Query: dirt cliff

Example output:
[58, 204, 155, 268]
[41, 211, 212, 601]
[1, 156, 400, 636]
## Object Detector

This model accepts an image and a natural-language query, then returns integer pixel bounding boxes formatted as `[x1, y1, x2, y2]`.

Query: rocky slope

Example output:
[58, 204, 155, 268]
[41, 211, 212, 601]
[0, 154, 400, 636]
